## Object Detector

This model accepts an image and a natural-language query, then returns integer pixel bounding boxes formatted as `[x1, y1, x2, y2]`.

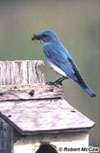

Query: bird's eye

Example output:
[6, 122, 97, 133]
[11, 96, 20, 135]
[42, 34, 47, 38]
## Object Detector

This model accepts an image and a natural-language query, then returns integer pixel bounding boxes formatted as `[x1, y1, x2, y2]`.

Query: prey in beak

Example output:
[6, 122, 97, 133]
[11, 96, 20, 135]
[32, 34, 42, 41]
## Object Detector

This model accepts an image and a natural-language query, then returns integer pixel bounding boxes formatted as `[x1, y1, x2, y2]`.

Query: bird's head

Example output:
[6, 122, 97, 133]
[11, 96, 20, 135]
[32, 30, 58, 43]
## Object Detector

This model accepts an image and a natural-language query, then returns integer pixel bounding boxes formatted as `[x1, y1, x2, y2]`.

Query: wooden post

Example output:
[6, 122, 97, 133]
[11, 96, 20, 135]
[0, 60, 95, 153]
[0, 60, 63, 153]
[0, 60, 45, 153]
[0, 60, 45, 85]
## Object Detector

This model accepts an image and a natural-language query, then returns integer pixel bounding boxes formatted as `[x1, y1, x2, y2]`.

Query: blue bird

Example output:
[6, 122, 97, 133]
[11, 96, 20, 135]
[32, 30, 96, 97]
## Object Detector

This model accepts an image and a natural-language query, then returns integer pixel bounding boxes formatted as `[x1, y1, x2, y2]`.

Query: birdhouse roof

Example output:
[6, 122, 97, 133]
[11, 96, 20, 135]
[0, 86, 95, 135]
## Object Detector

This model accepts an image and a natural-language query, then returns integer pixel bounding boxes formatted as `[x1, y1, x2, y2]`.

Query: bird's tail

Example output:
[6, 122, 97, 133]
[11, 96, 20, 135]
[75, 81, 96, 97]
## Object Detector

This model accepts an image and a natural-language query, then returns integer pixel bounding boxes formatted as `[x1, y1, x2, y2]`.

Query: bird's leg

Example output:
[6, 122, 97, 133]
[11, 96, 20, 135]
[46, 76, 68, 86]
[52, 76, 67, 85]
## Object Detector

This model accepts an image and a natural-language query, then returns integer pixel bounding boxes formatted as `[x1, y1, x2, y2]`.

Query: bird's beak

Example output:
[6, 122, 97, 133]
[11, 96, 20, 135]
[32, 34, 42, 41]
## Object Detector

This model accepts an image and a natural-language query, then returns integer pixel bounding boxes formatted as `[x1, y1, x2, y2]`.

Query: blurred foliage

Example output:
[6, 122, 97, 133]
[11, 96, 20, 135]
[0, 0, 100, 146]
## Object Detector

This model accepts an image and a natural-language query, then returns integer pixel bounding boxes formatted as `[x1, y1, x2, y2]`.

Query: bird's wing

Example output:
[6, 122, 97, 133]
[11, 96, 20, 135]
[44, 44, 87, 88]
[67, 57, 87, 87]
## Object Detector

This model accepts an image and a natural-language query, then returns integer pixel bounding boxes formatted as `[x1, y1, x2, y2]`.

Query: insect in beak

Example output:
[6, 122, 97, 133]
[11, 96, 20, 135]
[32, 34, 42, 41]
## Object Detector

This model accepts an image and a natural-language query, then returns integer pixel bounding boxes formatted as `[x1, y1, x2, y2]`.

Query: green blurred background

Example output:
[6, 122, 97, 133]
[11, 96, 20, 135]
[0, 0, 100, 147]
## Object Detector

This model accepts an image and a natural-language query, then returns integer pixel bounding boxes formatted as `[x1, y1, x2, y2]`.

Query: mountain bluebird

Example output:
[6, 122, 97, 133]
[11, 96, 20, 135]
[32, 30, 96, 97]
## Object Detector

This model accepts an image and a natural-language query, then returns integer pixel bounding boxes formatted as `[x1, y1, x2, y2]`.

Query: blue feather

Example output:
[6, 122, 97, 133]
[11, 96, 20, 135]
[75, 80, 96, 97]
[33, 30, 96, 97]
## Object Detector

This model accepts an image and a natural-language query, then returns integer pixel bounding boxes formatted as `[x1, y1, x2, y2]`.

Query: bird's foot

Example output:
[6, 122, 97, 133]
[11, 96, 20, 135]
[46, 81, 63, 88]
[46, 81, 54, 85]
[46, 80, 63, 86]
[46, 76, 67, 86]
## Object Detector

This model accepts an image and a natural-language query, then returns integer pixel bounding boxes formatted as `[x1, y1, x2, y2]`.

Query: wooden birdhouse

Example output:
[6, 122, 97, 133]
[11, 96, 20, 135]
[0, 60, 95, 153]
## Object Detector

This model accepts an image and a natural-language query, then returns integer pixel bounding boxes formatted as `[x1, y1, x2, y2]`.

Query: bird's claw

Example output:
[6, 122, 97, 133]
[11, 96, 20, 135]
[46, 81, 63, 86]
[46, 81, 54, 85]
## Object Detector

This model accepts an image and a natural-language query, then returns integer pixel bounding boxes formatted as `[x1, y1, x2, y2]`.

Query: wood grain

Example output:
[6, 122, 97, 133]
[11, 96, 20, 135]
[0, 99, 95, 135]
[0, 84, 63, 101]
[0, 119, 13, 153]
[0, 60, 45, 85]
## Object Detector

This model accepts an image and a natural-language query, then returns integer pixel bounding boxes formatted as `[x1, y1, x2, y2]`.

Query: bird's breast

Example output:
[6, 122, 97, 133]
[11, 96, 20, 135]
[47, 59, 68, 77]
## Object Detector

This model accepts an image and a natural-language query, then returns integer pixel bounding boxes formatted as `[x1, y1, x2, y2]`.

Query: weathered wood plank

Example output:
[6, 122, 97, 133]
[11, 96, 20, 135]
[0, 99, 95, 135]
[0, 84, 63, 101]
[0, 60, 45, 85]
[0, 118, 13, 153]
